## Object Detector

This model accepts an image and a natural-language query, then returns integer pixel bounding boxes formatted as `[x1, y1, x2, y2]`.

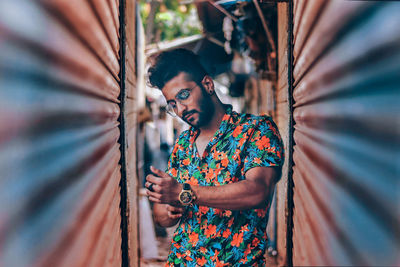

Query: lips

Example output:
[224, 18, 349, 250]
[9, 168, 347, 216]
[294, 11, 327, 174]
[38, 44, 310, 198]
[183, 111, 196, 121]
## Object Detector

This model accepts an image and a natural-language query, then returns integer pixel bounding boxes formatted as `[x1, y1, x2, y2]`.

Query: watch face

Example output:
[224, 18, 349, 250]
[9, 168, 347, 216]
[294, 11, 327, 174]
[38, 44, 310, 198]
[180, 191, 193, 204]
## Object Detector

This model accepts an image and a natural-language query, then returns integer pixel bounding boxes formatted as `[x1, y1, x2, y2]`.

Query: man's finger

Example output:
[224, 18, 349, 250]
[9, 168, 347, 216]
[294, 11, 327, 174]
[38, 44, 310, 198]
[150, 166, 169, 178]
[146, 190, 162, 200]
[167, 211, 182, 219]
[148, 196, 161, 203]
[146, 174, 163, 185]
[145, 182, 160, 193]
[167, 205, 184, 214]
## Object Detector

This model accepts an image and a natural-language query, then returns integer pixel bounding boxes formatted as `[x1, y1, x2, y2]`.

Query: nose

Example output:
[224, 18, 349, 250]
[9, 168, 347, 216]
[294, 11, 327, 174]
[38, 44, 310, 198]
[175, 101, 187, 117]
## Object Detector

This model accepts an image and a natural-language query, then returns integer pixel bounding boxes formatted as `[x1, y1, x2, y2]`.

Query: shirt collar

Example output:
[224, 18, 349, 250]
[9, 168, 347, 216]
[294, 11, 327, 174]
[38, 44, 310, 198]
[189, 104, 233, 142]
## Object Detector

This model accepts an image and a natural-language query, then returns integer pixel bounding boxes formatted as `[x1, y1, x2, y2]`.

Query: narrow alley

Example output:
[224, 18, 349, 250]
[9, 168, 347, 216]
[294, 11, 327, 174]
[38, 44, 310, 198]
[0, 1, 399, 266]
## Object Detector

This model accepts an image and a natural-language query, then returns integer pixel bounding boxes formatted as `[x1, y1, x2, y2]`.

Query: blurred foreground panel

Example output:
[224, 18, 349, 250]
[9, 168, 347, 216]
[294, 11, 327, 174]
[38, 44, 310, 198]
[291, 1, 400, 266]
[0, 0, 123, 266]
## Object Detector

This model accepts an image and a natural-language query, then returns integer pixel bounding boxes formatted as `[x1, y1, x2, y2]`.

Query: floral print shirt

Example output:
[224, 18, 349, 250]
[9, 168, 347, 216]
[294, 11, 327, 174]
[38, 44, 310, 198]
[166, 106, 284, 266]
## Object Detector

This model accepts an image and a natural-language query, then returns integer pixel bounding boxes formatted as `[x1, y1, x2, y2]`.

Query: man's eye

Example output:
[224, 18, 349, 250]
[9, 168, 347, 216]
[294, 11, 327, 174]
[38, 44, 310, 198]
[177, 89, 190, 100]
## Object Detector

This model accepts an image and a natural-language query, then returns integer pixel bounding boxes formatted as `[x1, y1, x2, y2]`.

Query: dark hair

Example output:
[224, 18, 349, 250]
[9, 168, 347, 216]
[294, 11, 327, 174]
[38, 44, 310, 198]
[147, 48, 208, 90]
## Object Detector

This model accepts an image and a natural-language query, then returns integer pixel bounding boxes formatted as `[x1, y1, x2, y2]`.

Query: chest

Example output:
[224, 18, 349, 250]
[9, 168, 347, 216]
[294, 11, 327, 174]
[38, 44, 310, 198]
[195, 134, 213, 158]
[178, 135, 244, 185]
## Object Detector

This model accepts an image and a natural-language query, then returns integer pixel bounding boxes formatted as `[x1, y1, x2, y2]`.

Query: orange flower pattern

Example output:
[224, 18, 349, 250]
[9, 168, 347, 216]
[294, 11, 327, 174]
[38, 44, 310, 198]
[165, 106, 284, 266]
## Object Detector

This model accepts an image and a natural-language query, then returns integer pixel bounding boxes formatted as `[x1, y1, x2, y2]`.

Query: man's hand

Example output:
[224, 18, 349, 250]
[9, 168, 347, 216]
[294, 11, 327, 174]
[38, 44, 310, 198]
[145, 166, 182, 205]
[147, 165, 280, 211]
[152, 203, 184, 227]
[166, 205, 184, 220]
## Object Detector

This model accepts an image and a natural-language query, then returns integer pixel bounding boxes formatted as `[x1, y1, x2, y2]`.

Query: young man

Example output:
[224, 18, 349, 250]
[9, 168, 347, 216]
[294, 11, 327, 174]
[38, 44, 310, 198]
[146, 48, 284, 266]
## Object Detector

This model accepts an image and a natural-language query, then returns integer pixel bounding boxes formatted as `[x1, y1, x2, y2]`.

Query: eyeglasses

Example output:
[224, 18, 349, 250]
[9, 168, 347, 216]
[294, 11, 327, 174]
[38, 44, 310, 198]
[165, 85, 197, 117]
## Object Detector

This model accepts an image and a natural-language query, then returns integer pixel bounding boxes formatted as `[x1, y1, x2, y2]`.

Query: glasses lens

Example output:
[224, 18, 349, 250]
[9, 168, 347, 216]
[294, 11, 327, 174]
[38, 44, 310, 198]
[176, 89, 191, 101]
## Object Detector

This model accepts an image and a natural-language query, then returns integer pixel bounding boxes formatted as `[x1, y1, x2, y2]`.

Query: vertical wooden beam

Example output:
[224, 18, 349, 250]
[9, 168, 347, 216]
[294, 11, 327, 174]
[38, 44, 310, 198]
[286, 1, 294, 266]
[118, 0, 130, 266]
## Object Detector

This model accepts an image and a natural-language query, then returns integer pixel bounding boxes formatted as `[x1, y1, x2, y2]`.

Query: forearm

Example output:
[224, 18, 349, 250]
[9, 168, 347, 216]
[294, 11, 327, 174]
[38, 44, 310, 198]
[153, 203, 180, 227]
[146, 166, 280, 211]
[192, 179, 273, 210]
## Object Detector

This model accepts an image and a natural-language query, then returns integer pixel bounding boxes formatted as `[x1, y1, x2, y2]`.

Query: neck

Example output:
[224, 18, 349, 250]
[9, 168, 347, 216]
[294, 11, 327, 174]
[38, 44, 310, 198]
[198, 100, 226, 136]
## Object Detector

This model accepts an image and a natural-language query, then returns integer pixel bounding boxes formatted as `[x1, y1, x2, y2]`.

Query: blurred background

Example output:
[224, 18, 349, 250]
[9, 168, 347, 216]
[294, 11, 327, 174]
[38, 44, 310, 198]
[0, 0, 399, 266]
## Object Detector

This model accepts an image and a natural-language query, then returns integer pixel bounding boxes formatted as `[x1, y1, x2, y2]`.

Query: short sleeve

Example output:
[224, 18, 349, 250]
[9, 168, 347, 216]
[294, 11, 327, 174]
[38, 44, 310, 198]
[243, 116, 284, 173]
[166, 130, 188, 181]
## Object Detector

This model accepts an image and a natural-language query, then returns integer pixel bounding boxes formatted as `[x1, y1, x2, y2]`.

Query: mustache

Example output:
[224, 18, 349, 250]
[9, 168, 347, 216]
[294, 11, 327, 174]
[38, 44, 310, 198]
[182, 110, 197, 121]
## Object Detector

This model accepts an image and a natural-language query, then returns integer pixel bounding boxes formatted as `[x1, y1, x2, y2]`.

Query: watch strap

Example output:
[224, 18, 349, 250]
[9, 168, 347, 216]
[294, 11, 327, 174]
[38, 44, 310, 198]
[183, 183, 191, 190]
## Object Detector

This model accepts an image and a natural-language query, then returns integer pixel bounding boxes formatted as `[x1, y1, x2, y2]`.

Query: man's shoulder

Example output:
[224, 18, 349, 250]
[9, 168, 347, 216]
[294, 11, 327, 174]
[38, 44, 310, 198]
[178, 129, 191, 139]
[234, 111, 274, 127]
[173, 129, 191, 146]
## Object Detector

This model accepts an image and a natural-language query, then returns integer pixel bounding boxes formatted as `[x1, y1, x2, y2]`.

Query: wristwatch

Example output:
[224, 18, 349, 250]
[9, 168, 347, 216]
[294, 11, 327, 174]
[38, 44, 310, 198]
[178, 183, 196, 206]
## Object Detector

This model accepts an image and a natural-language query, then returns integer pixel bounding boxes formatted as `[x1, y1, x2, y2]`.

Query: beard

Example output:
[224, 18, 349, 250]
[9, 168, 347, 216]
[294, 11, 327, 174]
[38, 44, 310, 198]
[183, 85, 215, 128]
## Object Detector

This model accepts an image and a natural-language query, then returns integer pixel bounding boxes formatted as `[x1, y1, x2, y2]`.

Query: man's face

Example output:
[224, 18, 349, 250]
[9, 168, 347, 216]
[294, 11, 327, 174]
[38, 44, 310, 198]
[162, 72, 214, 128]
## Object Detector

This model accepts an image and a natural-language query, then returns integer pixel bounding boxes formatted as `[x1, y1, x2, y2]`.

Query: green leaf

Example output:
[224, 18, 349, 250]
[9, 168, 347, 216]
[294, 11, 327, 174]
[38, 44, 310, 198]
[157, 12, 173, 21]
[174, 258, 183, 264]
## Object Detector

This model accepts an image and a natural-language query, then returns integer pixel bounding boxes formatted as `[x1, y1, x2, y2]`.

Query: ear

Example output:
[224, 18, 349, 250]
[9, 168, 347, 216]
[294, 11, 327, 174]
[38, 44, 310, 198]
[201, 75, 214, 95]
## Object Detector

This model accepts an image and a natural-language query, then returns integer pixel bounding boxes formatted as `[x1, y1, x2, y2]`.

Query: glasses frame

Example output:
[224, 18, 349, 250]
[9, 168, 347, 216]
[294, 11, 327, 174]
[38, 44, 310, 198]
[165, 84, 198, 117]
